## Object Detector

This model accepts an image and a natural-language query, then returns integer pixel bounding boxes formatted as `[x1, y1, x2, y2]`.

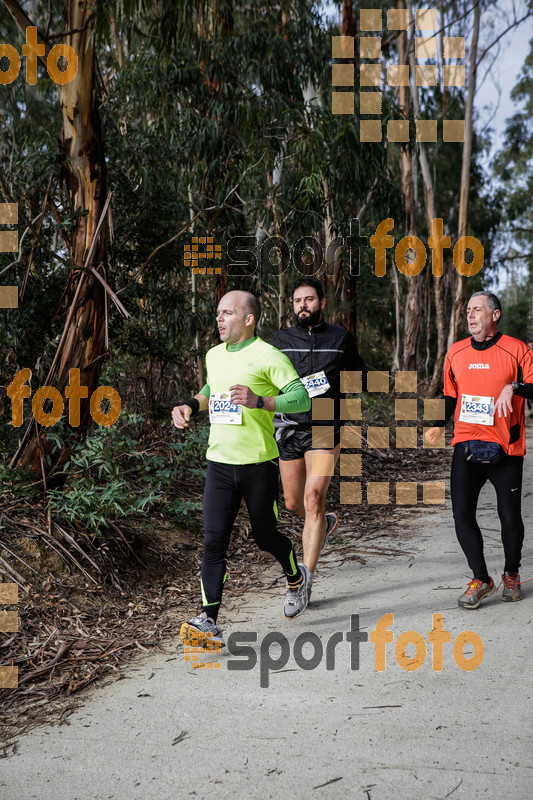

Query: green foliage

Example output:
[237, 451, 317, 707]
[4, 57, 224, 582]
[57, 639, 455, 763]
[46, 414, 206, 532]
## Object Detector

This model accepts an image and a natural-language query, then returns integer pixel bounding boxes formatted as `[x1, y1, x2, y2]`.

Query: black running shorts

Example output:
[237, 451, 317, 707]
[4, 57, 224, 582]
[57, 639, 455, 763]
[277, 426, 341, 460]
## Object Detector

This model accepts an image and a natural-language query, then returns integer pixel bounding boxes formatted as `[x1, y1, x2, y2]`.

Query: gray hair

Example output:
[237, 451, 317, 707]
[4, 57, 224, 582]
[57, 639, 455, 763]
[469, 291, 502, 316]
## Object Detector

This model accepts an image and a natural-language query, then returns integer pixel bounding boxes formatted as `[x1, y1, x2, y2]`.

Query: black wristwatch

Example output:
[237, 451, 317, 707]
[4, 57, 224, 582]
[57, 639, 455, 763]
[511, 381, 520, 393]
[255, 395, 264, 409]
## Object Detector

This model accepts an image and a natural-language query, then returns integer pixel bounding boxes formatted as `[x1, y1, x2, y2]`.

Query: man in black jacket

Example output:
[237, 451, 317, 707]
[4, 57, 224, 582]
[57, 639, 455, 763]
[270, 277, 367, 604]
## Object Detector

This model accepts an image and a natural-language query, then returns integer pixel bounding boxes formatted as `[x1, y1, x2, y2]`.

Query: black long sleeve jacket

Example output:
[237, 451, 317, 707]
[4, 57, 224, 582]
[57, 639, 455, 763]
[270, 320, 367, 427]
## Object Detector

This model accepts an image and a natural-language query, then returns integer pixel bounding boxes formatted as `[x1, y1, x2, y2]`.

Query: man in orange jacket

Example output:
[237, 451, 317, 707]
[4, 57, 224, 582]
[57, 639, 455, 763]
[426, 292, 533, 608]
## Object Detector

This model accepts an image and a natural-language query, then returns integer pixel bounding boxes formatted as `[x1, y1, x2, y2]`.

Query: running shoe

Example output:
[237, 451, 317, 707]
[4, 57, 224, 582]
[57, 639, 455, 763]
[180, 612, 225, 648]
[457, 577, 495, 609]
[501, 572, 522, 602]
[284, 563, 310, 619]
[322, 512, 339, 551]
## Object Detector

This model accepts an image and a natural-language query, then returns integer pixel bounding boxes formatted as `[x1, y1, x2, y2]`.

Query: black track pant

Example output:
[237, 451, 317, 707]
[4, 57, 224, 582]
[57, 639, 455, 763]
[201, 460, 299, 620]
[450, 443, 525, 581]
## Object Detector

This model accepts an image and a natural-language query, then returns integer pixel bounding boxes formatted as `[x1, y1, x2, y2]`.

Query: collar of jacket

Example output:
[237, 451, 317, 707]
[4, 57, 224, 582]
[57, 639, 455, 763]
[301, 319, 327, 332]
[470, 331, 502, 351]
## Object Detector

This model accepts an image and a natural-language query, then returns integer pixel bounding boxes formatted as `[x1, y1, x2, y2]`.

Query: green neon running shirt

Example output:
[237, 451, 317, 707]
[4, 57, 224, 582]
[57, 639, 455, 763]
[200, 337, 304, 464]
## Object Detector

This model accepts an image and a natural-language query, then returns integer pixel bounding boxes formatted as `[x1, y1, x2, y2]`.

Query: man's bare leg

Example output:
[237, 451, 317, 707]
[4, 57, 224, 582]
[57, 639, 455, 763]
[301, 445, 341, 573]
[280, 446, 341, 572]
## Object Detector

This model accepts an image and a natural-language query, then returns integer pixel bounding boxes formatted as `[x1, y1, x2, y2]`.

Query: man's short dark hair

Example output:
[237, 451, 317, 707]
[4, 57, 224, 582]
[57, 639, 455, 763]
[244, 292, 261, 325]
[470, 291, 502, 318]
[290, 277, 324, 302]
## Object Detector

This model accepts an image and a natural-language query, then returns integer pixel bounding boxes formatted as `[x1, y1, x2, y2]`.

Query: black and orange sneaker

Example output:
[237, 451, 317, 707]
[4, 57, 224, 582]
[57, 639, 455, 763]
[501, 572, 522, 602]
[458, 577, 495, 609]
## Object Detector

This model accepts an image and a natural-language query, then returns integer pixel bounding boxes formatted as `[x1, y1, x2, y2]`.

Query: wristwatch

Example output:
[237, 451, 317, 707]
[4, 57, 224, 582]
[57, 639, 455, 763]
[511, 381, 520, 392]
[255, 395, 264, 409]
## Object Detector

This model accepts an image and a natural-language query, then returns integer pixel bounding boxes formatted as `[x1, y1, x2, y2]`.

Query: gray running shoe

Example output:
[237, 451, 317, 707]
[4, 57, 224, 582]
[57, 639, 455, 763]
[501, 572, 522, 602]
[322, 512, 339, 551]
[457, 578, 495, 609]
[284, 563, 310, 619]
[180, 612, 225, 648]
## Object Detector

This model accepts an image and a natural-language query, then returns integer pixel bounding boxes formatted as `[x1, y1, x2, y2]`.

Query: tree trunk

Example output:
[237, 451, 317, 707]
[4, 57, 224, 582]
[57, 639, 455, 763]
[407, 9, 446, 395]
[338, 0, 358, 337]
[398, 3, 421, 371]
[447, 0, 480, 347]
[5, 0, 108, 474]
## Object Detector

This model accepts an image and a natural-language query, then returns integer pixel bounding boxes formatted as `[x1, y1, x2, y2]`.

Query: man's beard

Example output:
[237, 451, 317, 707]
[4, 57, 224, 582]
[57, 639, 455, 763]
[295, 309, 322, 328]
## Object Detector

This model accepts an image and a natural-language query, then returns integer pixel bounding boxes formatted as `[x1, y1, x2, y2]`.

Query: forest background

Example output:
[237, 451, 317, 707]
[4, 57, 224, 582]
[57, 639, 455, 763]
[0, 0, 532, 719]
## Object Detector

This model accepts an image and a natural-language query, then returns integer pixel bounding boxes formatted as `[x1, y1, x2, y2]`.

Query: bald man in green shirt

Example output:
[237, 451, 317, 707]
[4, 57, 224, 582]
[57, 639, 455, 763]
[172, 291, 311, 647]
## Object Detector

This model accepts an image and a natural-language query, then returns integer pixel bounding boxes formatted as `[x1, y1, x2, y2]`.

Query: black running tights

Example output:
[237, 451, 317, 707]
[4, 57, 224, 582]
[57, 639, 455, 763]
[450, 444, 525, 581]
[201, 460, 299, 620]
